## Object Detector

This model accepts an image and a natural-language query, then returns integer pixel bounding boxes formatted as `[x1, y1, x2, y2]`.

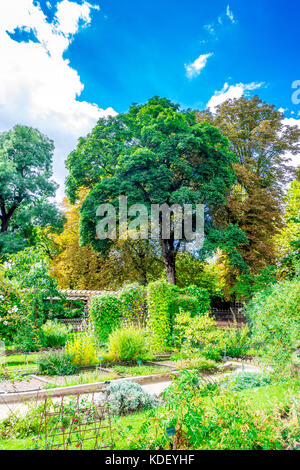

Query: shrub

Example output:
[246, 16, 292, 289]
[169, 294, 200, 322]
[89, 294, 122, 344]
[222, 371, 272, 391]
[0, 272, 44, 350]
[101, 380, 159, 415]
[175, 357, 218, 372]
[146, 281, 178, 352]
[222, 326, 250, 358]
[246, 279, 300, 370]
[137, 386, 285, 450]
[37, 350, 78, 376]
[41, 320, 71, 348]
[107, 326, 149, 362]
[173, 310, 224, 359]
[182, 285, 210, 314]
[65, 331, 98, 366]
[119, 283, 146, 325]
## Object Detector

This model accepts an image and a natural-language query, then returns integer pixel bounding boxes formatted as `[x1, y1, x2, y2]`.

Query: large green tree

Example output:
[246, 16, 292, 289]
[66, 97, 247, 284]
[198, 96, 300, 274]
[0, 125, 64, 254]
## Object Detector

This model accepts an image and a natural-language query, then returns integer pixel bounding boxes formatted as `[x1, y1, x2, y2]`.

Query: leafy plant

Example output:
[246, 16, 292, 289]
[41, 320, 71, 348]
[246, 278, 300, 371]
[175, 356, 218, 372]
[101, 380, 159, 415]
[222, 325, 250, 358]
[89, 294, 122, 344]
[106, 326, 150, 362]
[65, 331, 98, 366]
[222, 371, 272, 391]
[37, 350, 78, 376]
[146, 281, 178, 352]
[181, 285, 210, 314]
[119, 283, 146, 326]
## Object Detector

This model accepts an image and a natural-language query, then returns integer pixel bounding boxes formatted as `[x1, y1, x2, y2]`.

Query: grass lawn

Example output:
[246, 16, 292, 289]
[240, 380, 300, 411]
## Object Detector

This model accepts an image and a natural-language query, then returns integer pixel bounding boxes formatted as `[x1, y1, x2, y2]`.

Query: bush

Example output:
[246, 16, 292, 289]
[182, 285, 210, 314]
[119, 283, 146, 325]
[173, 310, 224, 360]
[222, 371, 272, 391]
[175, 357, 218, 372]
[246, 279, 300, 370]
[106, 326, 149, 362]
[89, 294, 122, 344]
[37, 350, 78, 376]
[41, 320, 71, 348]
[101, 380, 159, 415]
[169, 294, 200, 322]
[0, 272, 44, 350]
[222, 326, 250, 358]
[147, 281, 203, 351]
[65, 331, 98, 366]
[146, 281, 178, 352]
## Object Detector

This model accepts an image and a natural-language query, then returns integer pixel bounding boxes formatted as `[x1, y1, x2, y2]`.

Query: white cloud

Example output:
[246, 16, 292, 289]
[0, 0, 116, 201]
[226, 5, 236, 24]
[207, 81, 264, 113]
[185, 53, 213, 79]
[55, 0, 99, 36]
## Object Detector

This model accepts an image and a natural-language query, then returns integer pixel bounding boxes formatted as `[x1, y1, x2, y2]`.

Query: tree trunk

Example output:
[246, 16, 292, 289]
[161, 239, 176, 285]
[1, 203, 17, 232]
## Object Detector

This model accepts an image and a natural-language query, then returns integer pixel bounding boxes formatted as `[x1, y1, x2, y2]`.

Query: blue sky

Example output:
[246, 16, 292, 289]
[0, 0, 299, 199]
[65, 0, 300, 114]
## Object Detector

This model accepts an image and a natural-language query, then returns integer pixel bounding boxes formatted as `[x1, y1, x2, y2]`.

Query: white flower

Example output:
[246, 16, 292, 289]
[3, 321, 8, 326]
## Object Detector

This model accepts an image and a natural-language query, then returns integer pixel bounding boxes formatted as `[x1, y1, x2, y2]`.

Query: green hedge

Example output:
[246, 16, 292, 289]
[89, 294, 122, 344]
[147, 281, 206, 352]
[182, 285, 210, 314]
[119, 283, 146, 324]
[147, 281, 178, 352]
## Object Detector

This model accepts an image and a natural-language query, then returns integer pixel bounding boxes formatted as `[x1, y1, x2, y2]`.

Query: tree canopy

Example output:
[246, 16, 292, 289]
[66, 96, 247, 284]
[0, 125, 64, 254]
[198, 96, 300, 275]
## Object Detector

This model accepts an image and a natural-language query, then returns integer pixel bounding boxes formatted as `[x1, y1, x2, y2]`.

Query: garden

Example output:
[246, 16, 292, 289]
[0, 96, 299, 451]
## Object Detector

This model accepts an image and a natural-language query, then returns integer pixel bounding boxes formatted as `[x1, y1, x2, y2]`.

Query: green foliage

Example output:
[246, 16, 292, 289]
[175, 356, 218, 372]
[146, 281, 210, 352]
[146, 280, 179, 352]
[66, 96, 245, 283]
[181, 285, 210, 314]
[169, 294, 200, 326]
[222, 371, 272, 391]
[1, 247, 66, 322]
[231, 265, 278, 300]
[222, 326, 251, 358]
[106, 326, 149, 362]
[65, 331, 98, 366]
[175, 253, 225, 301]
[133, 373, 292, 450]
[0, 125, 64, 253]
[246, 278, 300, 370]
[89, 294, 122, 344]
[119, 283, 146, 325]
[37, 350, 78, 376]
[173, 311, 224, 360]
[0, 272, 27, 342]
[101, 380, 159, 415]
[41, 320, 71, 348]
